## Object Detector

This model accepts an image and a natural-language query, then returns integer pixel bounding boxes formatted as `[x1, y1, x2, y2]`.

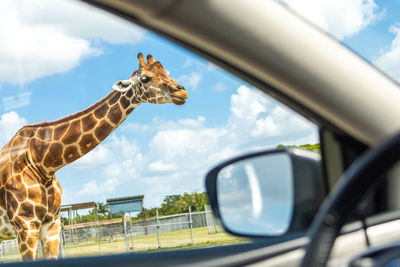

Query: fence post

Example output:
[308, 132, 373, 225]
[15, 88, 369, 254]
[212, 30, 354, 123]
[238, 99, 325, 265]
[108, 206, 113, 242]
[123, 213, 129, 253]
[129, 212, 134, 253]
[156, 209, 160, 251]
[189, 207, 194, 245]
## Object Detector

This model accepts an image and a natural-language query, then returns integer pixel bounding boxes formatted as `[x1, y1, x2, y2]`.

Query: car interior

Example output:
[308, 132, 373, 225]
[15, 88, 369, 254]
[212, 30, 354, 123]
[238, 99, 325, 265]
[3, 0, 400, 266]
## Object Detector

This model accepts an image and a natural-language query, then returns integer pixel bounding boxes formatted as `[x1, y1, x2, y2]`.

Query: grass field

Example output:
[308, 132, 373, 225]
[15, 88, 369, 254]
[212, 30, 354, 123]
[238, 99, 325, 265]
[64, 227, 247, 257]
[0, 227, 247, 262]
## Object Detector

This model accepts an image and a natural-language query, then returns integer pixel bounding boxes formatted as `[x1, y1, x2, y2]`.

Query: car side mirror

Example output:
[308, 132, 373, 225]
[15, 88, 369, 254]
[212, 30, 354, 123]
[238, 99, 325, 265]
[205, 149, 324, 238]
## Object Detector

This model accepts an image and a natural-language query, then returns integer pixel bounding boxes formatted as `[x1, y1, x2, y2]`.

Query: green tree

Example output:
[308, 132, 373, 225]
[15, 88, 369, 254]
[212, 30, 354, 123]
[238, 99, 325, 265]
[97, 202, 108, 216]
[135, 192, 209, 220]
[277, 143, 320, 152]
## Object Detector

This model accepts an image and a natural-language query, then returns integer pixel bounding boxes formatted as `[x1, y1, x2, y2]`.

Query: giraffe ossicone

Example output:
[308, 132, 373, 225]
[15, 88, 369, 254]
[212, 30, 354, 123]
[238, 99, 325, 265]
[0, 53, 188, 260]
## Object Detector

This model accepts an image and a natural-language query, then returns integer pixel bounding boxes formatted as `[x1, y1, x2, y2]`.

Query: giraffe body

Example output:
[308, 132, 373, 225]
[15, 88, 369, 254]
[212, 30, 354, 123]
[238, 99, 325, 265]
[0, 54, 188, 260]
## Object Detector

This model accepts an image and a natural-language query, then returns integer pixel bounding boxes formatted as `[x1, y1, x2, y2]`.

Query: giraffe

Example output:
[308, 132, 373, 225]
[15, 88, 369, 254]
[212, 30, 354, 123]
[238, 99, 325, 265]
[0, 53, 188, 260]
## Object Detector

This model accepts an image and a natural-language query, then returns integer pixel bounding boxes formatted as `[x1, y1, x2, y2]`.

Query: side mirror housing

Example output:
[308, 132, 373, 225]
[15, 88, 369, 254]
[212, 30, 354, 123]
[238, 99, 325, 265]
[205, 149, 324, 238]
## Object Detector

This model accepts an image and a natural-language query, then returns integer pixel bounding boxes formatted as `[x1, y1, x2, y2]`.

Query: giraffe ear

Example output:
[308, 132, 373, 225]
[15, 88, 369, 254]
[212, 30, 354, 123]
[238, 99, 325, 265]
[112, 79, 133, 92]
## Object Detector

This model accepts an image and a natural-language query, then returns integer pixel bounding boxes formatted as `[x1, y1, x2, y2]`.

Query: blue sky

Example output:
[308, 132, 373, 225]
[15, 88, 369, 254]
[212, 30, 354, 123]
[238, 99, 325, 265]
[0, 0, 398, 209]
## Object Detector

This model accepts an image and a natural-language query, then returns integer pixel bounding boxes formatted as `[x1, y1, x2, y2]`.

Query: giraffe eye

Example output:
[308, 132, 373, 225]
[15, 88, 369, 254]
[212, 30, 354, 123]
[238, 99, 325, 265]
[141, 76, 151, 83]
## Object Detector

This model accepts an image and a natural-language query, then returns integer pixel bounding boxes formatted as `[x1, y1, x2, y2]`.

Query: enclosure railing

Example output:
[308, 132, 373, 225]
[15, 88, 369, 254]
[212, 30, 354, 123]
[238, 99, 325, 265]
[0, 206, 224, 262]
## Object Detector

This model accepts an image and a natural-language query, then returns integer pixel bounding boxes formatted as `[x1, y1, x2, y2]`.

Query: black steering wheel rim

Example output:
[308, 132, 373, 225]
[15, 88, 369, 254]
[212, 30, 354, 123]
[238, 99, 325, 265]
[300, 133, 400, 267]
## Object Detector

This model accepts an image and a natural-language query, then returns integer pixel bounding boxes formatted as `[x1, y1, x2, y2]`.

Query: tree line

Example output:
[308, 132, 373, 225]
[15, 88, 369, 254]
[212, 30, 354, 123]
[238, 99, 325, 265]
[61, 191, 209, 225]
[276, 143, 320, 152]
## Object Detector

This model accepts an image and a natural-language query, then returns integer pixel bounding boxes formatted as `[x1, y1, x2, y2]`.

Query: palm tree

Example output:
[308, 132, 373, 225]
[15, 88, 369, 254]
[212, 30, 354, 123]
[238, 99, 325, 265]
[97, 202, 108, 216]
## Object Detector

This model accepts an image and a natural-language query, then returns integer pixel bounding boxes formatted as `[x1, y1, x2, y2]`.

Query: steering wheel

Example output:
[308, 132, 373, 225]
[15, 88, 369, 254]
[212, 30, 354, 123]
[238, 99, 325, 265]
[300, 133, 400, 267]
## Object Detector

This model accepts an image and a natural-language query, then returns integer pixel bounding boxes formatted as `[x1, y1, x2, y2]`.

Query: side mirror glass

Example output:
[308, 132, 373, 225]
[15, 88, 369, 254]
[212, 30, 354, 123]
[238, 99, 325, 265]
[206, 149, 323, 238]
[216, 153, 293, 236]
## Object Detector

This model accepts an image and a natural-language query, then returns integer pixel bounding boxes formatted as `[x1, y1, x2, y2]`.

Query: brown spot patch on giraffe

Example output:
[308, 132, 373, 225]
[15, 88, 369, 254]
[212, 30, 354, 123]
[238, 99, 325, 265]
[126, 107, 134, 115]
[53, 123, 69, 140]
[30, 138, 50, 163]
[108, 104, 122, 124]
[63, 146, 80, 163]
[37, 128, 52, 141]
[0, 187, 6, 208]
[13, 186, 27, 202]
[125, 89, 133, 98]
[40, 186, 47, 206]
[50, 191, 61, 214]
[28, 186, 41, 203]
[79, 134, 97, 154]
[1, 166, 10, 184]
[19, 243, 28, 253]
[62, 120, 81, 145]
[13, 154, 27, 174]
[108, 92, 121, 105]
[27, 236, 36, 249]
[34, 205, 46, 221]
[47, 187, 54, 209]
[95, 121, 113, 141]
[19, 201, 34, 219]
[144, 92, 151, 99]
[149, 91, 156, 98]
[6, 191, 19, 215]
[43, 143, 64, 168]
[82, 113, 97, 132]
[43, 215, 53, 225]
[120, 96, 130, 109]
[94, 103, 108, 119]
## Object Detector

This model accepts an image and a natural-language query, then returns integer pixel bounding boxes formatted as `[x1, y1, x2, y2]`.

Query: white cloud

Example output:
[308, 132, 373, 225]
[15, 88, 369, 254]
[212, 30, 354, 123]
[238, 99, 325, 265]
[374, 24, 400, 82]
[177, 72, 202, 89]
[0, 111, 26, 147]
[281, 0, 384, 40]
[148, 161, 178, 173]
[71, 145, 111, 168]
[0, 0, 145, 84]
[66, 85, 317, 207]
[212, 82, 228, 92]
[18, 0, 145, 45]
[77, 177, 121, 196]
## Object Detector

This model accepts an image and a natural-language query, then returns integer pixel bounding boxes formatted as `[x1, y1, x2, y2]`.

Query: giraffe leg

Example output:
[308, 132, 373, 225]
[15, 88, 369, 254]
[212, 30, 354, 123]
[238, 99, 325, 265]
[16, 228, 40, 261]
[39, 214, 61, 259]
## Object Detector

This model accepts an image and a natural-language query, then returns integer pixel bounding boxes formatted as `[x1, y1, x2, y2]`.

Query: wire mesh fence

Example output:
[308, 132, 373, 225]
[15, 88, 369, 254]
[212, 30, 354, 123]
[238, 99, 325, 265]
[0, 206, 236, 263]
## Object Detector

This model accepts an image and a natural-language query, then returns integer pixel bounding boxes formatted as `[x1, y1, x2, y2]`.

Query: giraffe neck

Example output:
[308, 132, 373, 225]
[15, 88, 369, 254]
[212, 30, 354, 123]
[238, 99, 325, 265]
[24, 79, 143, 177]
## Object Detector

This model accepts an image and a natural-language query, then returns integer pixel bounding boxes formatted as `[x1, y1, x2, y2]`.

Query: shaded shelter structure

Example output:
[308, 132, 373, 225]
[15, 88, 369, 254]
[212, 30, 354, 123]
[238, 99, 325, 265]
[106, 195, 145, 252]
[61, 202, 99, 226]
[60, 202, 100, 256]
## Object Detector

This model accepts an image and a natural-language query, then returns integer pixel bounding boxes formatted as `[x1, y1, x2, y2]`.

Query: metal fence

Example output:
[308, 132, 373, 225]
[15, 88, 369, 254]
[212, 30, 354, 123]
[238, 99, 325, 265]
[62, 207, 220, 251]
[0, 207, 224, 262]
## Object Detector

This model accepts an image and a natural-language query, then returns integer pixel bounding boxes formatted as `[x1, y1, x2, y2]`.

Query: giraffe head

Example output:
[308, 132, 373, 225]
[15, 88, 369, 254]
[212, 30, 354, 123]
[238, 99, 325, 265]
[112, 53, 188, 105]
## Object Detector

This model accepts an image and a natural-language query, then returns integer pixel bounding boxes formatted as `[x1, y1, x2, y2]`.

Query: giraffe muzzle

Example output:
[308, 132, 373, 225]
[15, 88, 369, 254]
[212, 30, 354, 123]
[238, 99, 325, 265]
[171, 89, 188, 105]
